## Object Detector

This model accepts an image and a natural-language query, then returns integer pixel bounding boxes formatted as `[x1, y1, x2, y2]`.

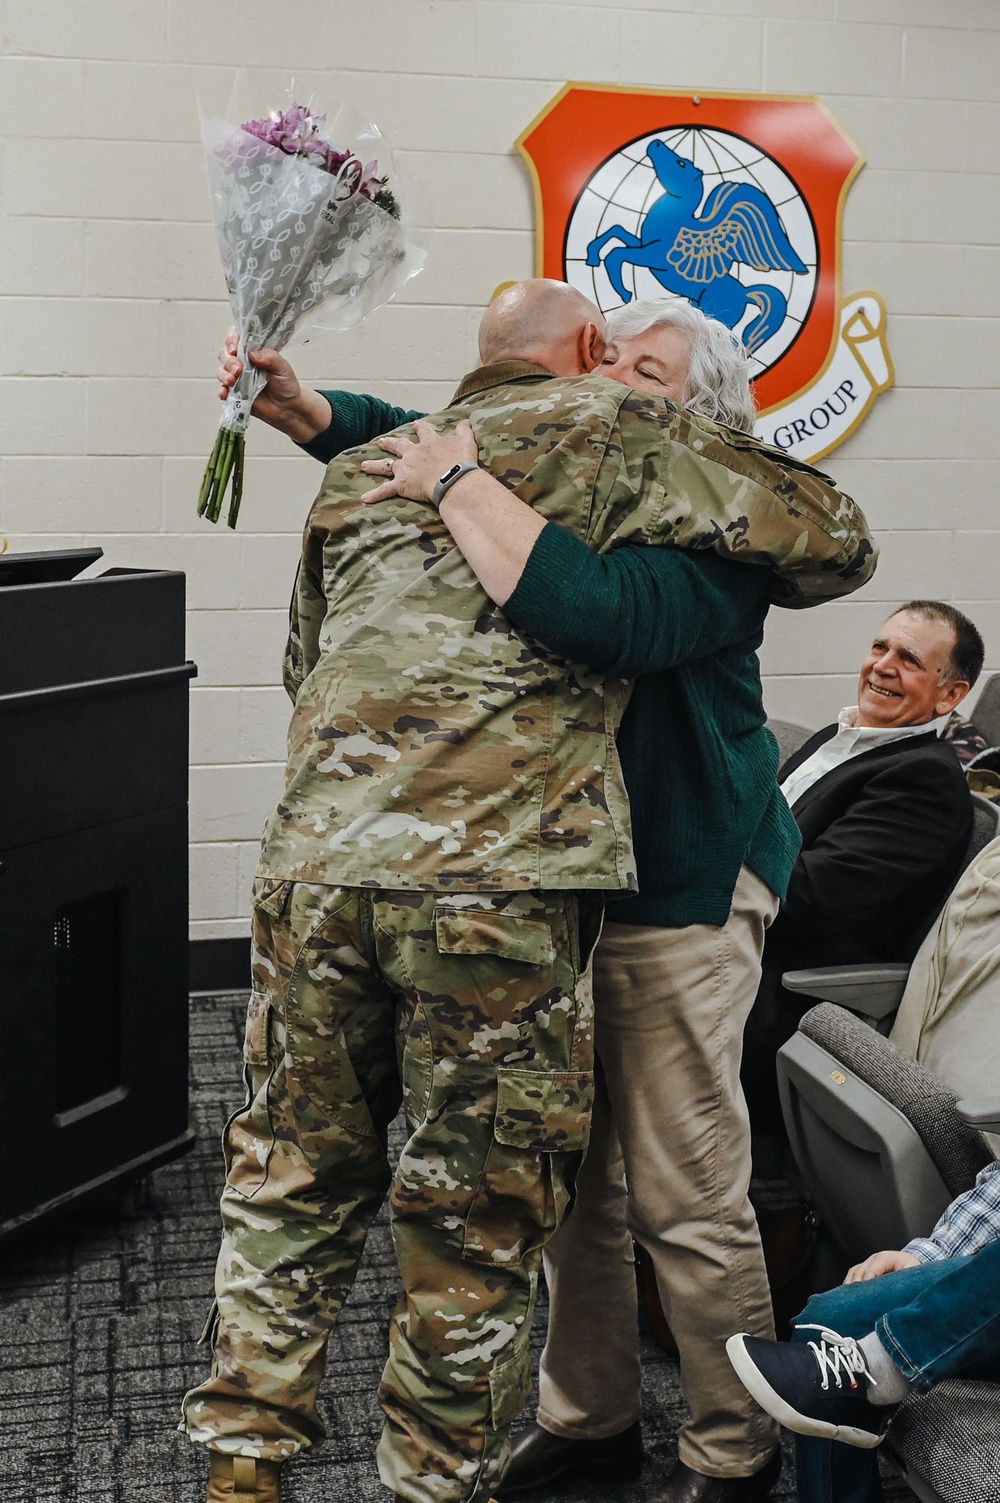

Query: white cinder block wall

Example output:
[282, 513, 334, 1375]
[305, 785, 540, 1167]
[2, 1, 998, 942]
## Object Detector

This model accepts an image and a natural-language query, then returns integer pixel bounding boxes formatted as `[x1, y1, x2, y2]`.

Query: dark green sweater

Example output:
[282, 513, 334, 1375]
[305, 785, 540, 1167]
[304, 390, 800, 926]
[303, 391, 423, 462]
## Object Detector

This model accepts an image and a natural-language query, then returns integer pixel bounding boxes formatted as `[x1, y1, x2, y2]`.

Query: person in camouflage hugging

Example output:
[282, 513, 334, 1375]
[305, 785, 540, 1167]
[186, 282, 876, 1503]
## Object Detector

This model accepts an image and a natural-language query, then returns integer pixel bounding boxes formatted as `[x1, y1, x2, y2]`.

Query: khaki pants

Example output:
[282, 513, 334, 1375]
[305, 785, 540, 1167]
[182, 880, 600, 1503]
[537, 866, 780, 1478]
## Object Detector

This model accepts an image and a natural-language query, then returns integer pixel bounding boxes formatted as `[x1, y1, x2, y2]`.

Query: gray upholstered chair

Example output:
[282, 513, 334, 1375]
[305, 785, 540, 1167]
[764, 716, 813, 766]
[885, 1377, 1000, 1503]
[777, 1002, 992, 1262]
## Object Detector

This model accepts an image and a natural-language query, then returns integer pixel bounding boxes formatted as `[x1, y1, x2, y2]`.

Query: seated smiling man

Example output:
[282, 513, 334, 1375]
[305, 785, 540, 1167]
[742, 600, 982, 1147]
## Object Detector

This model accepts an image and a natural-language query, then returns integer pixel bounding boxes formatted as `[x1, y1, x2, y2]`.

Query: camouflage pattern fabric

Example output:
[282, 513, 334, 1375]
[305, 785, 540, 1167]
[182, 878, 600, 1503]
[259, 361, 875, 896]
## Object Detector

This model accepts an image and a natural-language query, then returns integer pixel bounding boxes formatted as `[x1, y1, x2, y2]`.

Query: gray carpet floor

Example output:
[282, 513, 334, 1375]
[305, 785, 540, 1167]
[0, 992, 912, 1502]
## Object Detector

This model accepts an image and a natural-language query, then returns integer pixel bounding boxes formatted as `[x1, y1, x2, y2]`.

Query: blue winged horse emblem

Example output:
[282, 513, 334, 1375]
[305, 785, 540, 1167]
[586, 139, 807, 353]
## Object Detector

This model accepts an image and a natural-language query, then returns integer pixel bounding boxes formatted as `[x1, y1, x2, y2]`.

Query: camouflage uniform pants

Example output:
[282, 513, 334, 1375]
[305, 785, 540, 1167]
[182, 879, 599, 1503]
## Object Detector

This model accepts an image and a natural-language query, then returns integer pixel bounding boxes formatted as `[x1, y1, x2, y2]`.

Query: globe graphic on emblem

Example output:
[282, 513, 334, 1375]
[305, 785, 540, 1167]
[564, 126, 818, 379]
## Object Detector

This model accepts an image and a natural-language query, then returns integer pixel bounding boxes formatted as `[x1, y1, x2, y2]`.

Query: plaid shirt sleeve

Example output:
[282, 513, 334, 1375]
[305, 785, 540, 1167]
[904, 1160, 1000, 1262]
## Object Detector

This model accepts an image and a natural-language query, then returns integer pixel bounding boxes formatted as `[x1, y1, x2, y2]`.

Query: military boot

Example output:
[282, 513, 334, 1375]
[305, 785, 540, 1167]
[206, 1453, 283, 1502]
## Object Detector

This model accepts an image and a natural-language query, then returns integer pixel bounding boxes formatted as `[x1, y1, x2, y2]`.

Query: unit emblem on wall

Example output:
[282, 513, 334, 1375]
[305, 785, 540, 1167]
[517, 85, 893, 463]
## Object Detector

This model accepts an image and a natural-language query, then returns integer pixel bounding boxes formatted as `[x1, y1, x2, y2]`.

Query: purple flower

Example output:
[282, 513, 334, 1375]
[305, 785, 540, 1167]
[223, 102, 399, 217]
[322, 145, 358, 177]
[242, 104, 331, 158]
[358, 159, 386, 200]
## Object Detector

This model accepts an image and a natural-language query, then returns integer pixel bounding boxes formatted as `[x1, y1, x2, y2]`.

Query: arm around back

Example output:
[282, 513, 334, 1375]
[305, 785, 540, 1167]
[504, 524, 770, 677]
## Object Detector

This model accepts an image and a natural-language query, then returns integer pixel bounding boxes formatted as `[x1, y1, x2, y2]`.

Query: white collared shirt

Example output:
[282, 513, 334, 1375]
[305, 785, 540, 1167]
[779, 706, 953, 812]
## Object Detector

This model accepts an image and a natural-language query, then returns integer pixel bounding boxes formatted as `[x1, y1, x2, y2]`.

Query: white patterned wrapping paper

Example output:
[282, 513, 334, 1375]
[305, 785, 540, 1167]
[202, 108, 424, 437]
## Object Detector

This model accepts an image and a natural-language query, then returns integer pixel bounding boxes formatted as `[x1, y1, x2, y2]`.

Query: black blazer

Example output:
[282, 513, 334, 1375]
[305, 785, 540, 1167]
[742, 725, 973, 1133]
[766, 725, 973, 975]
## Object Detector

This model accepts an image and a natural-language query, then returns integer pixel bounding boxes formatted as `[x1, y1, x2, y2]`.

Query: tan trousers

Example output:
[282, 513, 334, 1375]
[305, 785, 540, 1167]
[537, 866, 780, 1478]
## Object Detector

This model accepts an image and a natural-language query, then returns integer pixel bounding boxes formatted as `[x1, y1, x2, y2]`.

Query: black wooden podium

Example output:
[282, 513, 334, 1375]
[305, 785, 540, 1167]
[0, 549, 197, 1238]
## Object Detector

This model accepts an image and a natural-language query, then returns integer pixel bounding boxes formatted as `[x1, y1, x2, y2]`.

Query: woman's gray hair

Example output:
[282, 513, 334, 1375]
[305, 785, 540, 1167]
[606, 298, 757, 434]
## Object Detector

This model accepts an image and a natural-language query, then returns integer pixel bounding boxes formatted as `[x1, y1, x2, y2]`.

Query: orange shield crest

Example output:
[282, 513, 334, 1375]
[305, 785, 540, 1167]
[517, 85, 892, 462]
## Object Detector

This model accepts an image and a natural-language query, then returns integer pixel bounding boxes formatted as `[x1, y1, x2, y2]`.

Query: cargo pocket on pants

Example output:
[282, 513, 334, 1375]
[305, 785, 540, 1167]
[489, 1315, 535, 1430]
[463, 1066, 593, 1267]
[433, 906, 558, 966]
[222, 989, 276, 1199]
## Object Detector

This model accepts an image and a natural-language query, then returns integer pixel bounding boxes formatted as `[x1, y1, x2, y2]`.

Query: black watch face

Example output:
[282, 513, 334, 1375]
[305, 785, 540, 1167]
[440, 463, 463, 485]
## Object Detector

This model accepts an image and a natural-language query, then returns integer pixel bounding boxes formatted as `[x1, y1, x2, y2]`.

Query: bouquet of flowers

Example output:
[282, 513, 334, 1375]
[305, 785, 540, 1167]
[197, 99, 422, 528]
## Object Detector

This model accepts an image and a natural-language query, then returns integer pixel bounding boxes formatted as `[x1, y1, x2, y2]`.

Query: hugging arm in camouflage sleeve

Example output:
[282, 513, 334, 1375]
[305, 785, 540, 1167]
[361, 392, 875, 613]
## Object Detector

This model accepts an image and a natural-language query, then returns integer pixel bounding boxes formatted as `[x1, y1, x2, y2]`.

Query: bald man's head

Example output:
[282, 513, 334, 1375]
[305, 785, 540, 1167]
[477, 280, 607, 377]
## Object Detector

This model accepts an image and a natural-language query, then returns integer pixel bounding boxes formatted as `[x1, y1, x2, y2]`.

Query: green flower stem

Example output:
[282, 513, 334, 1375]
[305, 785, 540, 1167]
[197, 428, 225, 517]
[196, 425, 249, 527]
[227, 435, 245, 530]
[208, 429, 234, 524]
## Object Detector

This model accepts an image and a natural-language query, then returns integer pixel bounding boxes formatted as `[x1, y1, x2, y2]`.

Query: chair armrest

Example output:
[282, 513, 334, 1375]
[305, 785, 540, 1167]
[781, 964, 910, 1021]
[956, 1097, 1000, 1135]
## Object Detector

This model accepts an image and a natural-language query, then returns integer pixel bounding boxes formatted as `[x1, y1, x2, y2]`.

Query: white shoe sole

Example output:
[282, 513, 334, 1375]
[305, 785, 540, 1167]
[725, 1334, 885, 1450]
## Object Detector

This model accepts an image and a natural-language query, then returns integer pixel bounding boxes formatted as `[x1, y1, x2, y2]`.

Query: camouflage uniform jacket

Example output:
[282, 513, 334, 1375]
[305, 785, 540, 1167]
[258, 360, 875, 894]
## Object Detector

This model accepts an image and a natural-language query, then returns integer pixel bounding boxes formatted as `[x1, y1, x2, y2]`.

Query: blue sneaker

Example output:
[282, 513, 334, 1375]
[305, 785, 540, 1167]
[726, 1327, 894, 1449]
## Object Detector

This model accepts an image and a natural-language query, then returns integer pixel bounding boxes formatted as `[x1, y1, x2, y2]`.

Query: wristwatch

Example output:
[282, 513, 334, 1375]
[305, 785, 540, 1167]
[431, 461, 480, 508]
